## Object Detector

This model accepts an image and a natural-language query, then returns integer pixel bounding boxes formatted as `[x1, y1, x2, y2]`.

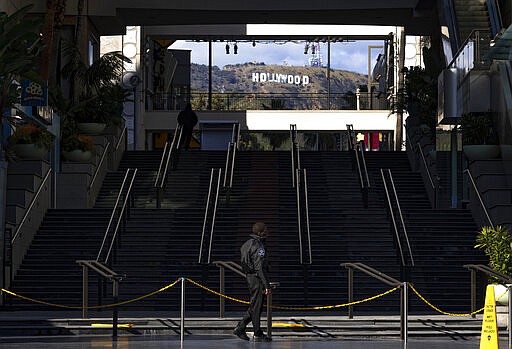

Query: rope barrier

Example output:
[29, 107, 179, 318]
[408, 283, 508, 317]
[0, 278, 181, 309]
[2, 276, 506, 316]
[186, 278, 400, 310]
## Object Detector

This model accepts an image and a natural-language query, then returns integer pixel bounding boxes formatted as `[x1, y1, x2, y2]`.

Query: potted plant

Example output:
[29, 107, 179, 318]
[475, 225, 512, 304]
[8, 122, 55, 160]
[460, 112, 500, 160]
[61, 45, 131, 134]
[61, 134, 96, 162]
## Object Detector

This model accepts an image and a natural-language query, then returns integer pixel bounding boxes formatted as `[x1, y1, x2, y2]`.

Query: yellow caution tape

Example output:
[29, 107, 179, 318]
[186, 278, 399, 310]
[408, 284, 488, 317]
[90, 323, 134, 328]
[0, 278, 181, 309]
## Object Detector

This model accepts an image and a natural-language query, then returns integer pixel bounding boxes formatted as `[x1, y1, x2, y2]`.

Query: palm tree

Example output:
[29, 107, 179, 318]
[0, 5, 44, 145]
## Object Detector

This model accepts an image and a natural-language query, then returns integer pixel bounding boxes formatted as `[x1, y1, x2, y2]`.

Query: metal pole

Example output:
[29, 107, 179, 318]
[401, 282, 408, 343]
[471, 269, 476, 318]
[267, 290, 273, 338]
[348, 267, 353, 319]
[208, 41, 212, 111]
[82, 266, 88, 319]
[181, 277, 185, 343]
[219, 267, 225, 318]
[112, 279, 119, 341]
[508, 284, 511, 349]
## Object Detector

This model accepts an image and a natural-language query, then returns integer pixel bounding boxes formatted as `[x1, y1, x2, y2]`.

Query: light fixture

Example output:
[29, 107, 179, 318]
[304, 42, 309, 54]
[225, 43, 230, 54]
[252, 40, 256, 47]
[234, 42, 238, 54]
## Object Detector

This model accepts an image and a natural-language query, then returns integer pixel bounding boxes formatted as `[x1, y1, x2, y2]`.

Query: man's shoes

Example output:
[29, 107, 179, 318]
[233, 326, 249, 341]
[253, 334, 272, 342]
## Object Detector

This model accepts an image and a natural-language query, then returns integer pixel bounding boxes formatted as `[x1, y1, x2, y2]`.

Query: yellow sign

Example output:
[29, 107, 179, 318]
[480, 285, 499, 349]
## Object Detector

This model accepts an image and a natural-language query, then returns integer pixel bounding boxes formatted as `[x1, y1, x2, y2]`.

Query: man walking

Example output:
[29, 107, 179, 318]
[177, 102, 198, 150]
[233, 222, 272, 342]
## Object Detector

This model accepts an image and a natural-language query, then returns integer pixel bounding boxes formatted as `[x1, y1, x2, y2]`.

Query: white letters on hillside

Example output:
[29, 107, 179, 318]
[251, 72, 310, 86]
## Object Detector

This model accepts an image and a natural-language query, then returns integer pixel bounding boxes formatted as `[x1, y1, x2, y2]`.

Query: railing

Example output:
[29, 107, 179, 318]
[11, 168, 52, 244]
[443, 0, 460, 52]
[463, 169, 494, 228]
[380, 169, 415, 275]
[346, 124, 357, 170]
[223, 124, 239, 204]
[97, 168, 138, 264]
[147, 91, 390, 111]
[417, 142, 438, 209]
[295, 168, 312, 265]
[486, 0, 503, 37]
[114, 127, 127, 151]
[213, 261, 279, 338]
[155, 125, 183, 208]
[290, 124, 300, 187]
[198, 168, 222, 265]
[355, 140, 371, 208]
[76, 260, 124, 327]
[88, 142, 111, 191]
[447, 29, 491, 86]
[340, 262, 408, 340]
[464, 264, 512, 318]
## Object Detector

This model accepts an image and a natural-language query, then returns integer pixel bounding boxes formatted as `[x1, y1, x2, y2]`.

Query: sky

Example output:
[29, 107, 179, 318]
[169, 40, 385, 75]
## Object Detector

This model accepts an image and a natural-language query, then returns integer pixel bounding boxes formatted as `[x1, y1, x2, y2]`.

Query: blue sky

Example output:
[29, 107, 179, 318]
[170, 40, 385, 75]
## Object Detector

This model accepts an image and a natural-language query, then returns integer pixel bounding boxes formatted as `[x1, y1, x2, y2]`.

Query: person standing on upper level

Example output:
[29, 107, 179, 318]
[177, 102, 198, 150]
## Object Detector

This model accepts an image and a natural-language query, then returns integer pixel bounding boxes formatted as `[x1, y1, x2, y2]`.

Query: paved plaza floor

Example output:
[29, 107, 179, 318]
[0, 335, 506, 349]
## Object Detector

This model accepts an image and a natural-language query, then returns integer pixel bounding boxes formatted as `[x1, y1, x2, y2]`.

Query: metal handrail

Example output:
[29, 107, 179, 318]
[290, 124, 299, 187]
[340, 262, 407, 340]
[88, 142, 111, 191]
[380, 169, 415, 267]
[114, 127, 127, 151]
[104, 168, 138, 263]
[463, 169, 494, 228]
[11, 168, 52, 244]
[464, 264, 512, 317]
[223, 142, 236, 189]
[154, 141, 169, 187]
[447, 28, 490, 69]
[359, 141, 370, 189]
[296, 168, 312, 265]
[160, 125, 183, 188]
[416, 142, 437, 208]
[199, 168, 222, 264]
[417, 143, 435, 190]
[96, 168, 137, 263]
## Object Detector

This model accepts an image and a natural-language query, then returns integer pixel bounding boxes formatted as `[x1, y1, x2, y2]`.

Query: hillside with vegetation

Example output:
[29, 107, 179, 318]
[191, 62, 367, 94]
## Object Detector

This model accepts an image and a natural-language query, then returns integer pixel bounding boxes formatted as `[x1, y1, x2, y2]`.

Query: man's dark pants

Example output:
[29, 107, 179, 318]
[238, 274, 265, 335]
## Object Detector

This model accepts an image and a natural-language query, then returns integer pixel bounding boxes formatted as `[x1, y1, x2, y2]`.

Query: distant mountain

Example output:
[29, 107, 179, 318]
[191, 62, 367, 94]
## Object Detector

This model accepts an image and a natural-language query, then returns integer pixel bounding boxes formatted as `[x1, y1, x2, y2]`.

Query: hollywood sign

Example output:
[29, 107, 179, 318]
[252, 72, 310, 86]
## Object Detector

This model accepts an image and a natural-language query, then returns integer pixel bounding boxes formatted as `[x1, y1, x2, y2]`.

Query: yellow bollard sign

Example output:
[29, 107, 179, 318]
[480, 285, 499, 349]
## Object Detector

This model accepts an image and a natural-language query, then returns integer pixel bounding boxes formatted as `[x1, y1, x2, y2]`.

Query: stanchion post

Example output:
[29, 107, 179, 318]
[112, 279, 119, 341]
[219, 267, 225, 318]
[401, 282, 408, 343]
[267, 290, 272, 338]
[181, 277, 185, 343]
[508, 284, 511, 349]
[348, 267, 353, 319]
[470, 269, 476, 318]
[82, 266, 88, 319]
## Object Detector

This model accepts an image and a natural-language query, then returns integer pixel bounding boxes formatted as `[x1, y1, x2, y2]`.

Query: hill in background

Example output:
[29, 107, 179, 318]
[191, 62, 367, 94]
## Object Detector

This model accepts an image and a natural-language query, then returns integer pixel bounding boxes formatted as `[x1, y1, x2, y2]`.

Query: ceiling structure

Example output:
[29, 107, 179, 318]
[86, 0, 439, 38]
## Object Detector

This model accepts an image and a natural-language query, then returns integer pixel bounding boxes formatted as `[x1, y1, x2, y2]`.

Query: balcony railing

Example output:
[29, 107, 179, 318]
[146, 92, 389, 111]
